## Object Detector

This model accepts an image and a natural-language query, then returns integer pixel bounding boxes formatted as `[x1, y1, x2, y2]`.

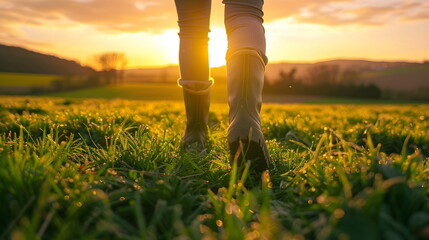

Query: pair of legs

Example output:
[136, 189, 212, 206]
[175, 0, 269, 172]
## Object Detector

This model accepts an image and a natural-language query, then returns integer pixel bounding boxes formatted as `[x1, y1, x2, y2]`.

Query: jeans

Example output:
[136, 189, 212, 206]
[174, 0, 266, 85]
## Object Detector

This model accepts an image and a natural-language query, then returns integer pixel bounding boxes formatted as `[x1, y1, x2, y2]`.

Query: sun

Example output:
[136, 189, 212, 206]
[164, 28, 227, 68]
[208, 28, 228, 67]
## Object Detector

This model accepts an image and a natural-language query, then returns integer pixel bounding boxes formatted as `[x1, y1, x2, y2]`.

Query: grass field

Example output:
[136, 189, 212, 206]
[47, 83, 232, 103]
[0, 72, 60, 86]
[0, 96, 428, 239]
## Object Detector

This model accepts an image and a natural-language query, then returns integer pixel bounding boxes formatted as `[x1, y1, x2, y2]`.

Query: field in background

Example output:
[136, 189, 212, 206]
[0, 72, 59, 86]
[360, 64, 429, 79]
[47, 83, 228, 103]
[0, 96, 428, 239]
[0, 72, 90, 95]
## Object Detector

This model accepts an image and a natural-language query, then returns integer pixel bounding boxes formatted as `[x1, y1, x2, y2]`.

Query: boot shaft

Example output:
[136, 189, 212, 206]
[179, 79, 213, 148]
[226, 49, 270, 171]
[227, 49, 266, 144]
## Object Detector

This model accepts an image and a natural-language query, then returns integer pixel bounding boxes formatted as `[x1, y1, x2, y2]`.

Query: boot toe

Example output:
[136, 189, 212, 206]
[229, 138, 269, 173]
[182, 125, 208, 152]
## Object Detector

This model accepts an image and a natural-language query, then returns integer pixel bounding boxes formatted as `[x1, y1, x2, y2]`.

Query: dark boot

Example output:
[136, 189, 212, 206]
[227, 49, 270, 172]
[179, 79, 213, 151]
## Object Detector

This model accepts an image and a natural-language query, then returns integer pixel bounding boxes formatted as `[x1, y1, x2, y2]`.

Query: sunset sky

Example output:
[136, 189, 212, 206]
[1, 0, 429, 68]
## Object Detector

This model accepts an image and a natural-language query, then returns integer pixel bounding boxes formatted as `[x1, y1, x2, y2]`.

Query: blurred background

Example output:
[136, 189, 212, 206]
[0, 0, 428, 102]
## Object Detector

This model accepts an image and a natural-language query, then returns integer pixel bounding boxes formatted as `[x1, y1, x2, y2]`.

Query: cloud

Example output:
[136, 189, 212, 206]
[291, 0, 429, 26]
[401, 1, 429, 22]
[263, 0, 351, 22]
[0, 0, 428, 38]
[0, 0, 178, 33]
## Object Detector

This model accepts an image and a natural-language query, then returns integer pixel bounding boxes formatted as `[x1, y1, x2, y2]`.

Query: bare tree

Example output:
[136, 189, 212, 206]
[92, 52, 128, 84]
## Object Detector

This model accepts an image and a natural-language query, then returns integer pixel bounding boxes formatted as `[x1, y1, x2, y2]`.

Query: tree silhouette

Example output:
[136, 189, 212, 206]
[92, 52, 128, 84]
[263, 65, 381, 98]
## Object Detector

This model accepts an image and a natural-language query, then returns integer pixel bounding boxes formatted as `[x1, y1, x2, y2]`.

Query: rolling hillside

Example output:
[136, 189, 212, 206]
[0, 43, 95, 76]
[1, 43, 427, 99]
[359, 64, 429, 91]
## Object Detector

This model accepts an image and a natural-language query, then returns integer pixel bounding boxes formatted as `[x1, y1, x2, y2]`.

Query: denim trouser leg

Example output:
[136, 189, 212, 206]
[223, 0, 267, 63]
[174, 0, 267, 80]
[174, 0, 211, 84]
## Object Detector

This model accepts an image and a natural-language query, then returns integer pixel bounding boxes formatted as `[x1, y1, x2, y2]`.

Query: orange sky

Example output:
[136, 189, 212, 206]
[1, 0, 429, 68]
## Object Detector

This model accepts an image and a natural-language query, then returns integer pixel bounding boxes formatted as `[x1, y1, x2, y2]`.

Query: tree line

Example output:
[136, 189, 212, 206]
[263, 65, 381, 99]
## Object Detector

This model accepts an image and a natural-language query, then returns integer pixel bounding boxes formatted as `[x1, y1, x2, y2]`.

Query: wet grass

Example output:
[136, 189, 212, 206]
[0, 96, 428, 239]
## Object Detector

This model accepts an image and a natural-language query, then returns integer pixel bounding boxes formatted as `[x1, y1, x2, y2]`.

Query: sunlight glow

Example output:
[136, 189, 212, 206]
[9, 13, 428, 69]
[208, 28, 228, 67]
[2, 0, 429, 69]
[165, 28, 228, 67]
[162, 29, 179, 66]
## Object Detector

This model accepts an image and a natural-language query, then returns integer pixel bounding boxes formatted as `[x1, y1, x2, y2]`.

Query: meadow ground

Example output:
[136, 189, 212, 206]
[0, 96, 428, 239]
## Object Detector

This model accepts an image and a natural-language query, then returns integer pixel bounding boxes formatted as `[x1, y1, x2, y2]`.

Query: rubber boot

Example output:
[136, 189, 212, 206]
[179, 79, 213, 151]
[227, 49, 270, 172]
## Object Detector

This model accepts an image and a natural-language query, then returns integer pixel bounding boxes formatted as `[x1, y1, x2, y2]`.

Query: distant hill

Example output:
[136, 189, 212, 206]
[359, 64, 429, 91]
[0, 43, 95, 76]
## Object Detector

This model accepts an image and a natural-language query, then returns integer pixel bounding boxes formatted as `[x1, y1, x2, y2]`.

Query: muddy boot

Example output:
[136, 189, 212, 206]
[179, 79, 213, 151]
[227, 49, 270, 172]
